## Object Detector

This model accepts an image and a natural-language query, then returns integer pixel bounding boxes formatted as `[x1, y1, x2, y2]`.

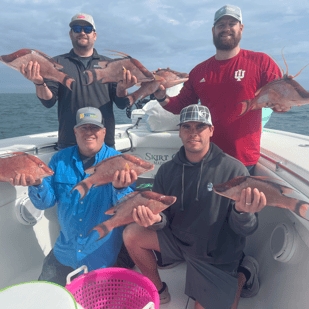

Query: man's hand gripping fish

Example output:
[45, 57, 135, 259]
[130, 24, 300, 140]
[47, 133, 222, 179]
[71, 154, 154, 200]
[90, 191, 177, 240]
[213, 176, 309, 221]
[237, 51, 309, 116]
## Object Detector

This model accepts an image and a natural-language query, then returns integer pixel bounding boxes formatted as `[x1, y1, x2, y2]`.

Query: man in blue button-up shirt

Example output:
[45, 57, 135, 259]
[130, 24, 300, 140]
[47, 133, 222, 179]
[10, 107, 137, 286]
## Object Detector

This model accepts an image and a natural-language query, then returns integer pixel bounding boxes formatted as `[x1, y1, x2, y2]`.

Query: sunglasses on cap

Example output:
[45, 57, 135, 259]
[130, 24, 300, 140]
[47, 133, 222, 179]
[71, 25, 94, 34]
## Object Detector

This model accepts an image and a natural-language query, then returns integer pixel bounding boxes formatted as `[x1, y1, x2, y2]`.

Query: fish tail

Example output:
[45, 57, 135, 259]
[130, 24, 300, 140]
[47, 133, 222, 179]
[89, 223, 111, 241]
[126, 94, 135, 107]
[294, 200, 309, 221]
[236, 100, 251, 117]
[83, 70, 95, 85]
[63, 76, 75, 90]
[70, 179, 92, 200]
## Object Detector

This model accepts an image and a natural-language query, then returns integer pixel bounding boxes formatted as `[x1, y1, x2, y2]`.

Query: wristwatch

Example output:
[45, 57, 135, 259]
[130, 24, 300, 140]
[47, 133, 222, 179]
[34, 82, 47, 87]
[150, 93, 166, 102]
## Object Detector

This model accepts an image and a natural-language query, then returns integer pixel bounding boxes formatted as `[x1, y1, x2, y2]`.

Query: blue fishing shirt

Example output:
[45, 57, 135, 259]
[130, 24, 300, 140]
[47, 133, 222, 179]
[29, 144, 133, 271]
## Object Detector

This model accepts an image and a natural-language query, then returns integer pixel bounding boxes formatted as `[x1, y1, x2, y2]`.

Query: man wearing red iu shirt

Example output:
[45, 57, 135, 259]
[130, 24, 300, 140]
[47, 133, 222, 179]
[154, 5, 288, 173]
[152, 4, 290, 308]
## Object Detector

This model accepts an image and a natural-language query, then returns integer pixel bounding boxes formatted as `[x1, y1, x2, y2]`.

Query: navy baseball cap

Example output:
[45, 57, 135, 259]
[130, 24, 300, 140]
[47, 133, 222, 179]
[74, 107, 104, 128]
[178, 104, 213, 126]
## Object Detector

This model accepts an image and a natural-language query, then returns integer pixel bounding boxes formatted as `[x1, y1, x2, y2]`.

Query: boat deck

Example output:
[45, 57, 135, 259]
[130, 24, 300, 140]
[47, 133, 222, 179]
[1, 128, 309, 308]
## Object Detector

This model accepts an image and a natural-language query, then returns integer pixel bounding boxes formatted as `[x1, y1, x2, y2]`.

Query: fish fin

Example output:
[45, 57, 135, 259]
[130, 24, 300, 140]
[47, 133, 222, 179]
[281, 47, 289, 76]
[92, 182, 107, 188]
[254, 87, 263, 96]
[293, 63, 309, 78]
[155, 75, 164, 81]
[89, 223, 111, 241]
[295, 201, 309, 221]
[269, 53, 285, 76]
[64, 76, 75, 91]
[236, 100, 251, 116]
[85, 166, 96, 175]
[103, 49, 130, 58]
[251, 176, 294, 194]
[105, 207, 116, 215]
[114, 191, 139, 206]
[83, 70, 95, 85]
[70, 179, 92, 200]
[33, 49, 64, 70]
[279, 186, 295, 195]
[252, 176, 285, 182]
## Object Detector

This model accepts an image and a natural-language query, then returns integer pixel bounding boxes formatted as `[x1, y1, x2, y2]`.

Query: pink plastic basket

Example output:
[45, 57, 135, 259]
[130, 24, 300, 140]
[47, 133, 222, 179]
[65, 266, 159, 309]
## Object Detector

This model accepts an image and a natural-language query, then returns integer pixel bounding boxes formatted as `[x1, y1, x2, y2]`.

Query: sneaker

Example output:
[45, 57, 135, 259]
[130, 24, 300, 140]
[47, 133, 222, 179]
[159, 282, 171, 304]
[240, 256, 260, 298]
[157, 261, 182, 270]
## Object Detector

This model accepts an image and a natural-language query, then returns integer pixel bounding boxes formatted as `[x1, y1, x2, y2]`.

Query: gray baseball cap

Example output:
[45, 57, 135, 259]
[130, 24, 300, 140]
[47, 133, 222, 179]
[179, 104, 213, 126]
[214, 5, 242, 25]
[74, 107, 104, 129]
[69, 13, 96, 31]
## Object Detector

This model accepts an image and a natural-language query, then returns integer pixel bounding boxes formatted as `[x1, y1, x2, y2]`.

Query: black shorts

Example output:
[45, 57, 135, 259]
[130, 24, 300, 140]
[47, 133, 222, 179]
[157, 227, 238, 308]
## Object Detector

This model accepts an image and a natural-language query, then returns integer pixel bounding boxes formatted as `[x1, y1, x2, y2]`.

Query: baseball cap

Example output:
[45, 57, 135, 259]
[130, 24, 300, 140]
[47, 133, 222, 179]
[178, 104, 213, 126]
[214, 5, 242, 25]
[75, 107, 104, 129]
[69, 13, 96, 30]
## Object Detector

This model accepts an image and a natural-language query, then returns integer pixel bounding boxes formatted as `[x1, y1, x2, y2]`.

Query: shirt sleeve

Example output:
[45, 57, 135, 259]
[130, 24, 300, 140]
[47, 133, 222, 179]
[37, 78, 59, 108]
[28, 156, 57, 210]
[229, 203, 258, 237]
[164, 75, 199, 114]
[109, 82, 131, 109]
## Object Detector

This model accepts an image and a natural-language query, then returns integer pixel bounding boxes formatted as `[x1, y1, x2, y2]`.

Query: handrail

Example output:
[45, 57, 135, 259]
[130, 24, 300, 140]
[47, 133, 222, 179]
[260, 153, 309, 186]
[0, 143, 57, 157]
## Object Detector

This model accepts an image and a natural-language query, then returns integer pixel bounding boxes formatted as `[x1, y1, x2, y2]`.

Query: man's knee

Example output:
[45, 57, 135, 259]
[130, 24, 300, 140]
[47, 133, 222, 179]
[123, 223, 159, 251]
[123, 223, 140, 246]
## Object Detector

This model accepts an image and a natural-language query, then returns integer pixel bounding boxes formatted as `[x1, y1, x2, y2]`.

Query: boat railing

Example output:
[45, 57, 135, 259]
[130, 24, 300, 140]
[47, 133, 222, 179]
[0, 143, 57, 157]
[260, 152, 309, 187]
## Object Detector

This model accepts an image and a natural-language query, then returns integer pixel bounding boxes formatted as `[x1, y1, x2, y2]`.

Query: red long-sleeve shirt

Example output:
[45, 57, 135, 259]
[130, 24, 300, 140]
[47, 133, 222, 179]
[164, 49, 282, 166]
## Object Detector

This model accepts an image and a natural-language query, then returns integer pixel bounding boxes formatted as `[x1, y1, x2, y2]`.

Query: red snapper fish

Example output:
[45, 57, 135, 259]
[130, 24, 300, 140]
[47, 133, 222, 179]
[127, 68, 189, 106]
[71, 154, 155, 200]
[237, 53, 309, 116]
[83, 50, 155, 85]
[213, 176, 309, 221]
[0, 49, 75, 90]
[90, 191, 177, 240]
[0, 152, 54, 182]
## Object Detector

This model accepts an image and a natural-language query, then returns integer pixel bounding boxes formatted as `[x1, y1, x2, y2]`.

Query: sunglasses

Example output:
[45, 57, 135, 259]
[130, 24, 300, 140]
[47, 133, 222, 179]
[71, 25, 94, 34]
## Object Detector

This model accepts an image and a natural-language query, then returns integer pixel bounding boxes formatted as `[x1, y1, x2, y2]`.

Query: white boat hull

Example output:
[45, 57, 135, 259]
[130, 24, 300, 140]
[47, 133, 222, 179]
[0, 126, 308, 308]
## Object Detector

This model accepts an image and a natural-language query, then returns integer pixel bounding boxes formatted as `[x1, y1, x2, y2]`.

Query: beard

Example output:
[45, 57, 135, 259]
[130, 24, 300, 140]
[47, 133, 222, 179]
[71, 35, 95, 52]
[213, 30, 242, 50]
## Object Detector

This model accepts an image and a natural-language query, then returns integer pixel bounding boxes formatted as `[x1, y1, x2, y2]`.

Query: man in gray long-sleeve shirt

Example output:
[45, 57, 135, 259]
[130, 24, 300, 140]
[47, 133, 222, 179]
[123, 104, 267, 308]
[20, 13, 136, 148]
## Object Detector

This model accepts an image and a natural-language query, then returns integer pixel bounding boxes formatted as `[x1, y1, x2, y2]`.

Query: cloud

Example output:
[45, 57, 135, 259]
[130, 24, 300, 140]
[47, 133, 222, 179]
[1, 0, 309, 92]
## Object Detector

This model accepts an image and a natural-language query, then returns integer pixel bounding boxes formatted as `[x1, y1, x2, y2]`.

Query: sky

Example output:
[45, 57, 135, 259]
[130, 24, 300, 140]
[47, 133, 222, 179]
[1, 0, 309, 93]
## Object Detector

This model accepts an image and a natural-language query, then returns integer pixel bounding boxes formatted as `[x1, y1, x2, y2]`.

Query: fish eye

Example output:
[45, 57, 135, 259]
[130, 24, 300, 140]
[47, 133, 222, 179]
[39, 164, 43, 167]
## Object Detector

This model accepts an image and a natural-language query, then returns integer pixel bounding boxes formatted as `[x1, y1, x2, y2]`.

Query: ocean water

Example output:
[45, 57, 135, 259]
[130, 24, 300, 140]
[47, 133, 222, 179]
[0, 93, 308, 139]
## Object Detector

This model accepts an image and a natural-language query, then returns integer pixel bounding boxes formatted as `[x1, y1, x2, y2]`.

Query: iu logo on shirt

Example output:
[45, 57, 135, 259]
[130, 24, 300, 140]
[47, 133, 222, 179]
[234, 70, 245, 81]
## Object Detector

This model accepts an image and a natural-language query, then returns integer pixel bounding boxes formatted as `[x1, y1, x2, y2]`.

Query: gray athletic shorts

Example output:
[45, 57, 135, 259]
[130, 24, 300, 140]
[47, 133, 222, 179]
[157, 227, 238, 308]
